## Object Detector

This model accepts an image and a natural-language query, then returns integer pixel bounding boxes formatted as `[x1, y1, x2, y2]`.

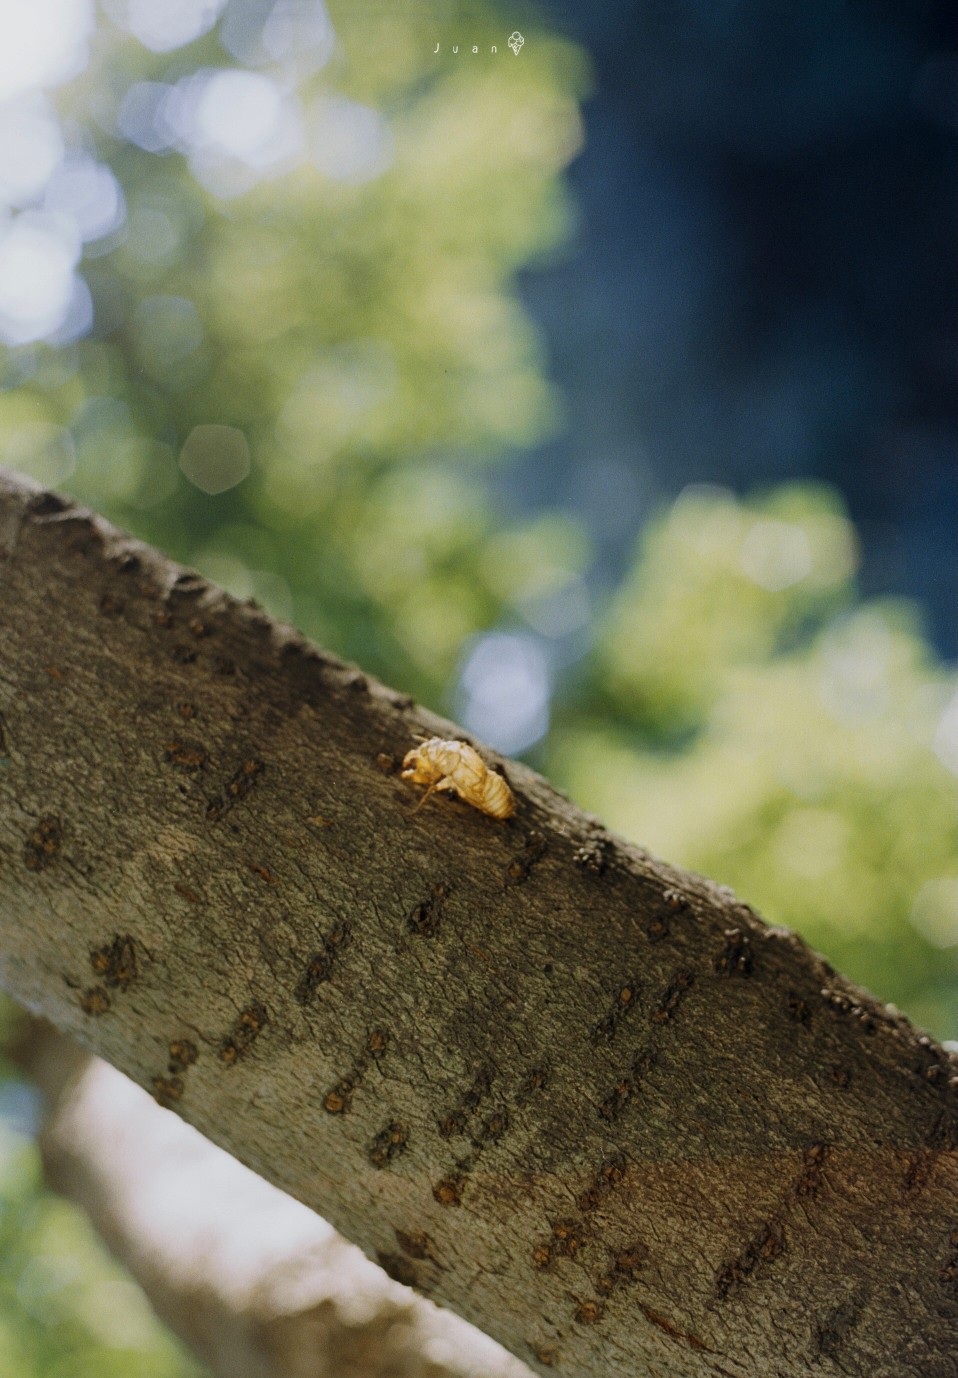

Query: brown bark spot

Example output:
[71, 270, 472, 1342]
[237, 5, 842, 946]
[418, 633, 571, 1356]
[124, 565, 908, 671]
[716, 1221, 786, 1297]
[504, 834, 547, 887]
[79, 987, 110, 1016]
[369, 1122, 408, 1168]
[598, 1078, 633, 1119]
[714, 927, 754, 976]
[406, 880, 451, 940]
[219, 1001, 268, 1065]
[168, 1040, 198, 1074]
[89, 934, 138, 989]
[395, 1228, 433, 1260]
[476, 1110, 507, 1144]
[652, 969, 695, 1022]
[439, 1111, 466, 1139]
[152, 1076, 184, 1107]
[574, 1300, 604, 1325]
[433, 1176, 464, 1207]
[248, 863, 278, 884]
[614, 1244, 648, 1278]
[591, 981, 639, 1042]
[640, 1305, 710, 1351]
[578, 1154, 627, 1212]
[323, 1068, 360, 1114]
[24, 816, 62, 871]
[295, 921, 350, 1003]
[206, 759, 264, 820]
[552, 1220, 590, 1258]
[795, 1144, 828, 1196]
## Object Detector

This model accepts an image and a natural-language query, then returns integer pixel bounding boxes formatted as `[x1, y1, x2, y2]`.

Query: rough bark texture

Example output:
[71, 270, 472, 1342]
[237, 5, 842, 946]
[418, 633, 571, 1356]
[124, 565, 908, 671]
[0, 466, 956, 1378]
[14, 1017, 533, 1378]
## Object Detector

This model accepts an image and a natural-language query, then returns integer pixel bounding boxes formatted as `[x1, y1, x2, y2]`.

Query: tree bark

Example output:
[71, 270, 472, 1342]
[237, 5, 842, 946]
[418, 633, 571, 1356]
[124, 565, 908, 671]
[0, 466, 956, 1378]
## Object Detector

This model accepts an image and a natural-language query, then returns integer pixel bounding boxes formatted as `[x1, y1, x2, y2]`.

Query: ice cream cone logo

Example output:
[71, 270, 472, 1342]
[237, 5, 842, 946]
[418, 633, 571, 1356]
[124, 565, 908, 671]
[508, 31, 524, 56]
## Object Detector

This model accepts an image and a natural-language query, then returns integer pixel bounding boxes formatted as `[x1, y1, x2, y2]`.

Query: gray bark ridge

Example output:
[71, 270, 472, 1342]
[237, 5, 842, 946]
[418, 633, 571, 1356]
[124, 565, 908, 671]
[1, 466, 956, 1378]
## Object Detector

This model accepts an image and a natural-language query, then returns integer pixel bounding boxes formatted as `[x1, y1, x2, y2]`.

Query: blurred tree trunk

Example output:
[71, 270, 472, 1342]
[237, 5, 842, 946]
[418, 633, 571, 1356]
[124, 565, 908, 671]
[1, 467, 956, 1378]
[14, 1018, 533, 1378]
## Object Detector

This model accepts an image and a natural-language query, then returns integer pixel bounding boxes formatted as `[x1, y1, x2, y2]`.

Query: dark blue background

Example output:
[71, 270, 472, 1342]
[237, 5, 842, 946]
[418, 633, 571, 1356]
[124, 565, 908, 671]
[507, 0, 956, 653]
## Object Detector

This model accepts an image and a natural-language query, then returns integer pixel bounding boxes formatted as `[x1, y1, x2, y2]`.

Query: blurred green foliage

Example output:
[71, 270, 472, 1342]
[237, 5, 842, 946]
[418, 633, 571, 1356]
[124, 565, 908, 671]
[1, 0, 587, 700]
[0, 2, 954, 1374]
[548, 485, 956, 1039]
[0, 1121, 206, 1378]
[0, 1004, 205, 1377]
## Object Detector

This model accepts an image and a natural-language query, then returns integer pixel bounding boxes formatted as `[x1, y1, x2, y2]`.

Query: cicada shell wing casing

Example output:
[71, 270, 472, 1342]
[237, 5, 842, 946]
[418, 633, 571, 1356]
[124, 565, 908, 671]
[401, 737, 516, 820]
[480, 768, 516, 820]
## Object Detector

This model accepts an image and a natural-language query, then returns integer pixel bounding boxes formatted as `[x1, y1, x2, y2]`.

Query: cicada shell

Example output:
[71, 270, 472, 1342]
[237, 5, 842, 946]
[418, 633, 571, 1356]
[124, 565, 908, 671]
[401, 737, 516, 820]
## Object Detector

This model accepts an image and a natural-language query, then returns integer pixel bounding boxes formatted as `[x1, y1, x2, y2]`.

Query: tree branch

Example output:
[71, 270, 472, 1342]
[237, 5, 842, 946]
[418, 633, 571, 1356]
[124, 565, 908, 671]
[1, 467, 955, 1378]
